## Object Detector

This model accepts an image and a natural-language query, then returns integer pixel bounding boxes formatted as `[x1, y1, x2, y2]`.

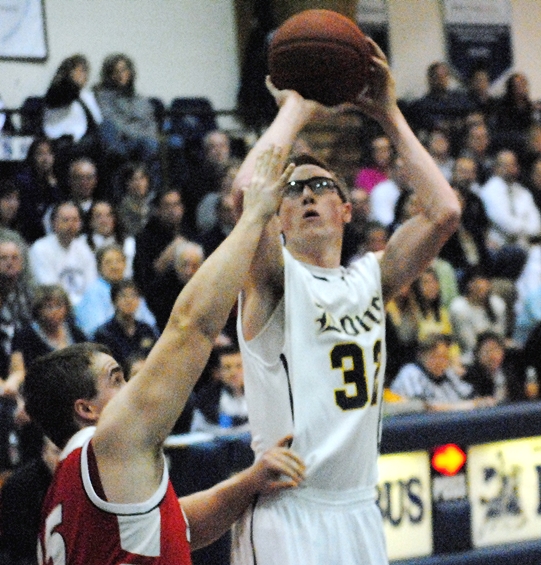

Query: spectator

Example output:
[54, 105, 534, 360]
[93, 279, 158, 371]
[409, 61, 473, 136]
[75, 243, 157, 338]
[439, 185, 492, 285]
[0, 237, 34, 356]
[354, 135, 392, 193]
[0, 436, 60, 565]
[28, 201, 98, 306]
[480, 149, 540, 279]
[459, 121, 494, 184]
[427, 129, 454, 181]
[14, 137, 62, 243]
[0, 180, 21, 236]
[369, 155, 408, 228]
[146, 240, 204, 332]
[83, 200, 135, 277]
[184, 130, 235, 234]
[196, 163, 240, 235]
[3, 284, 87, 399]
[191, 343, 249, 434]
[63, 157, 100, 219]
[341, 186, 371, 266]
[116, 161, 152, 235]
[491, 72, 541, 154]
[465, 67, 498, 123]
[449, 269, 507, 364]
[43, 54, 103, 178]
[391, 334, 475, 411]
[199, 186, 239, 258]
[94, 53, 160, 186]
[463, 332, 510, 405]
[133, 188, 193, 297]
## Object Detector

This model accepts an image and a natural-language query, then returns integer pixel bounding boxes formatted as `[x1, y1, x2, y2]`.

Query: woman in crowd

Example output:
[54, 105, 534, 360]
[43, 54, 103, 179]
[83, 200, 135, 276]
[14, 137, 63, 243]
[116, 161, 153, 236]
[94, 53, 160, 184]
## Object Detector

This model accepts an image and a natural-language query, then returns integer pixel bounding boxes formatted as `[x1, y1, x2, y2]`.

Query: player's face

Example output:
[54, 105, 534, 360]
[279, 164, 351, 244]
[91, 353, 127, 415]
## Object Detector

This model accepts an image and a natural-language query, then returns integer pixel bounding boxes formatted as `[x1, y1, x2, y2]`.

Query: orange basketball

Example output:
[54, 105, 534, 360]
[268, 9, 372, 106]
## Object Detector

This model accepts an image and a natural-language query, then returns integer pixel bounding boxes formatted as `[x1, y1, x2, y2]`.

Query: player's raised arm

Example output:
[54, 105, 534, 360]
[93, 146, 294, 469]
[354, 40, 461, 302]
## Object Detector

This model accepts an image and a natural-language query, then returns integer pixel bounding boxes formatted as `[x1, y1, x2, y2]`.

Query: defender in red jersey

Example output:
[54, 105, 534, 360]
[24, 146, 306, 565]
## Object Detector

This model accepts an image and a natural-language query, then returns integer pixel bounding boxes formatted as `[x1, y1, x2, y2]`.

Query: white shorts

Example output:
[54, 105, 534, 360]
[231, 486, 388, 565]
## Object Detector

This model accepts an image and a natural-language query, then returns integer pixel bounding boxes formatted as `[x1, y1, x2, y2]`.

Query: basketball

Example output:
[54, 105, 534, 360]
[268, 9, 372, 107]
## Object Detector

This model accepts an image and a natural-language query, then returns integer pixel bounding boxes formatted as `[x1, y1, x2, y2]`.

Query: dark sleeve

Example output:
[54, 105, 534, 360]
[44, 77, 81, 108]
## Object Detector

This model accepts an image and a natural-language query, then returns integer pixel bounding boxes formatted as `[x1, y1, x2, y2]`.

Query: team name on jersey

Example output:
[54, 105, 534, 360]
[315, 294, 383, 336]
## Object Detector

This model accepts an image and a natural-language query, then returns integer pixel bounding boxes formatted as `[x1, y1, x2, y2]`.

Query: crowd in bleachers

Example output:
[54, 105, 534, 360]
[1, 51, 541, 563]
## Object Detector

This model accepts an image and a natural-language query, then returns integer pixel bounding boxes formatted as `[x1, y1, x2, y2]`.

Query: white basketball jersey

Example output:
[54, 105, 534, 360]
[239, 248, 386, 492]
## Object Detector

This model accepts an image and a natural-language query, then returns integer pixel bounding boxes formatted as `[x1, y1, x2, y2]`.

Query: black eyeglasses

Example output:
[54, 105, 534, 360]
[284, 177, 346, 201]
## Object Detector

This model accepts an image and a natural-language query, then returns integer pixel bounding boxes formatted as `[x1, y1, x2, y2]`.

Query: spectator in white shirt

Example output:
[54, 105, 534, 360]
[28, 202, 97, 306]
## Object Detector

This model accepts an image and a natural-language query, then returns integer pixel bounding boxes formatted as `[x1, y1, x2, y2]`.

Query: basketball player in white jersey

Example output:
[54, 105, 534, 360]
[231, 41, 461, 564]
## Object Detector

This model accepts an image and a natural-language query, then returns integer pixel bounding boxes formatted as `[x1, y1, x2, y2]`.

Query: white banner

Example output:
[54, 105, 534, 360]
[468, 436, 541, 548]
[377, 451, 433, 561]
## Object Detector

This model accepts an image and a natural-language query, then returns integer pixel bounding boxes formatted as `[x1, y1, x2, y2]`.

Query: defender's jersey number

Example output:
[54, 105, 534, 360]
[332, 341, 381, 411]
[38, 504, 66, 565]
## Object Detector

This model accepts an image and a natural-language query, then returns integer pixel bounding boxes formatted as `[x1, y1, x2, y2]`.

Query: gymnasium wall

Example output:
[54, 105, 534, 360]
[1, 0, 541, 114]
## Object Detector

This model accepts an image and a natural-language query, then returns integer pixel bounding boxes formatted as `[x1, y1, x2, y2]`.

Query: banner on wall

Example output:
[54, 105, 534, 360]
[443, 0, 513, 83]
[356, 0, 389, 59]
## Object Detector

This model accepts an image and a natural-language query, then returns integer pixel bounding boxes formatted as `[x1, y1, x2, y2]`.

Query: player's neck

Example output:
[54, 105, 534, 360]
[286, 238, 342, 269]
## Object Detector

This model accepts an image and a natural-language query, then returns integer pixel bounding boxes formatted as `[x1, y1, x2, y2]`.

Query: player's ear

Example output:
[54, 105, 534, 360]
[74, 398, 100, 424]
[342, 201, 352, 223]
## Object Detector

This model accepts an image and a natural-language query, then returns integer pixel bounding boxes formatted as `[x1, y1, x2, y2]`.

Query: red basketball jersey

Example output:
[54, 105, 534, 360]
[38, 428, 192, 565]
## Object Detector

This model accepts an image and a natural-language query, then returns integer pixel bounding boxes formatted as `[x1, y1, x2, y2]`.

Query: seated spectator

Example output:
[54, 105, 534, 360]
[0, 237, 34, 354]
[369, 155, 408, 228]
[198, 186, 240, 258]
[43, 54, 103, 179]
[0, 436, 60, 565]
[146, 240, 204, 332]
[459, 121, 494, 184]
[347, 221, 388, 266]
[191, 344, 249, 434]
[93, 279, 158, 371]
[3, 284, 86, 399]
[0, 180, 21, 236]
[14, 137, 62, 243]
[480, 149, 540, 279]
[75, 243, 156, 338]
[94, 53, 160, 187]
[408, 61, 473, 137]
[449, 268, 507, 364]
[465, 67, 498, 124]
[391, 334, 475, 411]
[28, 201, 98, 306]
[463, 332, 511, 405]
[3, 284, 86, 465]
[439, 184, 491, 285]
[341, 186, 371, 266]
[63, 157, 101, 220]
[522, 320, 541, 400]
[116, 162, 152, 235]
[183, 130, 235, 234]
[426, 129, 454, 181]
[196, 163, 240, 235]
[491, 72, 541, 154]
[83, 200, 135, 276]
[133, 188, 194, 297]
[354, 135, 392, 193]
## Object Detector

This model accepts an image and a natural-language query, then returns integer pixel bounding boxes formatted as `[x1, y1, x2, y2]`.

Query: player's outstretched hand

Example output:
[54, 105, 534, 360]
[241, 144, 295, 222]
[353, 38, 399, 124]
[250, 435, 306, 494]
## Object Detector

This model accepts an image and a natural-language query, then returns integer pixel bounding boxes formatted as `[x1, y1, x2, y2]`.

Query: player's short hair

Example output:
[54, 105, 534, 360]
[23, 343, 111, 448]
